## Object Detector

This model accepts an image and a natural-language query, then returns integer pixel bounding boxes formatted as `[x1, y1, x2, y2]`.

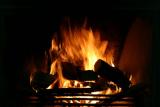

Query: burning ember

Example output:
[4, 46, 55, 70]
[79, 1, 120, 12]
[29, 20, 132, 105]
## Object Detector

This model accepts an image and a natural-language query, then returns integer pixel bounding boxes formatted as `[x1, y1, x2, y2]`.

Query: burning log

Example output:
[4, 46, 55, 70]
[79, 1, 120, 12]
[61, 62, 98, 81]
[61, 62, 79, 80]
[31, 71, 57, 90]
[78, 70, 98, 81]
[94, 59, 131, 91]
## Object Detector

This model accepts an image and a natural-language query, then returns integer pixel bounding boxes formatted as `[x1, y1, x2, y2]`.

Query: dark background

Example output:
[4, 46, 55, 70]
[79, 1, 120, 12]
[0, 1, 159, 107]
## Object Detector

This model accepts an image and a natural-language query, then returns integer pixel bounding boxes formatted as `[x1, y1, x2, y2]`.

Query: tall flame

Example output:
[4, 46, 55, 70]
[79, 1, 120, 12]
[60, 28, 108, 70]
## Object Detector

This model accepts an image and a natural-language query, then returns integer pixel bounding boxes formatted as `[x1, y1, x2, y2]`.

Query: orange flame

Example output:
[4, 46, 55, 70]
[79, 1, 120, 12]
[62, 28, 108, 70]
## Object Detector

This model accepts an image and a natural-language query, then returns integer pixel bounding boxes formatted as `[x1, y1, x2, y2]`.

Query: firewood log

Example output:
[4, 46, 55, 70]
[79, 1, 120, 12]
[31, 71, 57, 90]
[94, 59, 131, 91]
[61, 62, 79, 80]
[61, 62, 98, 81]
[77, 70, 98, 81]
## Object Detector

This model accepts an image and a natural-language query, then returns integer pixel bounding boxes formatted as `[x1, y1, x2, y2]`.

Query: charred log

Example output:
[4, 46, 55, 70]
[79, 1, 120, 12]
[94, 59, 131, 91]
[77, 70, 98, 81]
[61, 62, 78, 80]
[31, 71, 57, 90]
[62, 62, 98, 81]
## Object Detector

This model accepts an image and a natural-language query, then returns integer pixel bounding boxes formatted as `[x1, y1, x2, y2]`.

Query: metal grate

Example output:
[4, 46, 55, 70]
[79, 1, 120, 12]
[21, 88, 136, 107]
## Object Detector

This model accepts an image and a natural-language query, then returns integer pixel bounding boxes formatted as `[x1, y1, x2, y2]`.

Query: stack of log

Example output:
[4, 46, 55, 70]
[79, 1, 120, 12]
[61, 59, 131, 91]
[31, 59, 131, 92]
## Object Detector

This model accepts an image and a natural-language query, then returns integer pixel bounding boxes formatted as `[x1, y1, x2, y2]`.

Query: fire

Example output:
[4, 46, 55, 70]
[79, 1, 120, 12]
[29, 21, 126, 105]
[48, 25, 116, 89]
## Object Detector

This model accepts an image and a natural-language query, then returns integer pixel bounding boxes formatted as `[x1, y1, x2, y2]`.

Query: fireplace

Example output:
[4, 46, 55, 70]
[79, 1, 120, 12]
[2, 10, 153, 107]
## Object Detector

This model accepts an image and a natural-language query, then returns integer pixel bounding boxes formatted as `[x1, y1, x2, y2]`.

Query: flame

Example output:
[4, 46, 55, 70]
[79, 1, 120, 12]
[60, 28, 109, 70]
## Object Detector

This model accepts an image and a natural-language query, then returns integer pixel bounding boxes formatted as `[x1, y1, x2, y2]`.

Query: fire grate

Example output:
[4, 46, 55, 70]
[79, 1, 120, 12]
[24, 95, 134, 107]
[20, 87, 140, 107]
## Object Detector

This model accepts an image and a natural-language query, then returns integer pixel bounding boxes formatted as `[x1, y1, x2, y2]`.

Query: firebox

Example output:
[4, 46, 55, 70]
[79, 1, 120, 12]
[2, 11, 152, 107]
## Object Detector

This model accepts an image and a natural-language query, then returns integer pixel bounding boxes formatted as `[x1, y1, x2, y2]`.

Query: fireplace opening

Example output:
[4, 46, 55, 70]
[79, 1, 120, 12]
[3, 13, 152, 107]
